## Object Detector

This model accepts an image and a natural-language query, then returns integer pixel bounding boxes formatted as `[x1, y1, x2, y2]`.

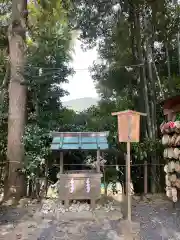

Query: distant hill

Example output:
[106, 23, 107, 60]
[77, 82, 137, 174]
[63, 97, 99, 112]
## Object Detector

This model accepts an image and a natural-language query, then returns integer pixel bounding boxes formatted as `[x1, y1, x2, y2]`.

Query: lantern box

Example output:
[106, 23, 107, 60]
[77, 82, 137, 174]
[112, 110, 147, 143]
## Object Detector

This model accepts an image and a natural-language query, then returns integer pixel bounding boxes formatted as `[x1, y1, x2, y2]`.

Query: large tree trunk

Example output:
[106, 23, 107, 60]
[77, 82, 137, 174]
[161, 2, 173, 95]
[133, 5, 152, 139]
[4, 0, 27, 201]
[143, 6, 158, 193]
[131, 1, 158, 193]
[128, 1, 147, 138]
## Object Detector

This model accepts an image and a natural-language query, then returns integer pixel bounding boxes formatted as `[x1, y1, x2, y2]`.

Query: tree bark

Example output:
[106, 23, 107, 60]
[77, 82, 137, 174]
[162, 2, 173, 94]
[4, 0, 27, 201]
[165, 41, 173, 94]
[152, 61, 165, 99]
[143, 6, 158, 193]
[143, 7, 157, 139]
[133, 5, 152, 139]
[128, 1, 147, 138]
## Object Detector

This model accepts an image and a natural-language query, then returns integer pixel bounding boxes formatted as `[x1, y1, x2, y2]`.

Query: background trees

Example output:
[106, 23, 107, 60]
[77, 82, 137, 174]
[0, 0, 179, 199]
[71, 0, 180, 191]
[0, 0, 74, 200]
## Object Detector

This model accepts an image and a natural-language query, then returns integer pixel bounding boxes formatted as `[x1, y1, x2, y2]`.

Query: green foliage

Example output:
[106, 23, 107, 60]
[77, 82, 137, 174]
[23, 124, 51, 177]
[25, 1, 74, 129]
[22, 0, 75, 176]
[0, 0, 75, 180]
[105, 167, 118, 183]
[132, 138, 162, 161]
[0, 0, 179, 190]
[72, 0, 180, 170]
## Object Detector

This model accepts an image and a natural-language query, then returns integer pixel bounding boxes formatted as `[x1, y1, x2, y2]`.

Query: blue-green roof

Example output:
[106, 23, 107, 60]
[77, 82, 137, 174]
[50, 132, 109, 150]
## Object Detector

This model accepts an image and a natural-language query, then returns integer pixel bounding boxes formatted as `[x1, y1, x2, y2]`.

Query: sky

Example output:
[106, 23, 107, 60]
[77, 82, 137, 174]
[61, 39, 98, 102]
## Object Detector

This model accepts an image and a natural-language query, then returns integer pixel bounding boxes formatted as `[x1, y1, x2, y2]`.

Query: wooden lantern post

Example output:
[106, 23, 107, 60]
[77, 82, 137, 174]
[112, 110, 147, 221]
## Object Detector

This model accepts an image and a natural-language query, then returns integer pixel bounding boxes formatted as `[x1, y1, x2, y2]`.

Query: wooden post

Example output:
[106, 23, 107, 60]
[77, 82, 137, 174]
[60, 151, 63, 173]
[45, 159, 48, 197]
[144, 160, 148, 194]
[126, 112, 132, 222]
[112, 110, 147, 223]
[126, 141, 131, 221]
[96, 149, 100, 173]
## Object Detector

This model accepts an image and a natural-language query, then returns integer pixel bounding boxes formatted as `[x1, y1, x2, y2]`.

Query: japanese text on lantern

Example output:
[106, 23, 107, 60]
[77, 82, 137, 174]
[117, 113, 140, 142]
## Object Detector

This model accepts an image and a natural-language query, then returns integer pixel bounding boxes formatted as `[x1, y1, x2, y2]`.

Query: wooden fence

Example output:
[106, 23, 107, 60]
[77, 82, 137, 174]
[0, 162, 165, 196]
[52, 162, 165, 194]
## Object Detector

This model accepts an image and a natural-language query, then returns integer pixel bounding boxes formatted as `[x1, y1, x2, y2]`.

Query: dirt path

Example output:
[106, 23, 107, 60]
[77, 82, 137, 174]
[0, 199, 180, 239]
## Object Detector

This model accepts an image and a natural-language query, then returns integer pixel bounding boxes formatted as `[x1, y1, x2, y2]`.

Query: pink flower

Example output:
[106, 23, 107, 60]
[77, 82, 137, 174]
[169, 121, 175, 128]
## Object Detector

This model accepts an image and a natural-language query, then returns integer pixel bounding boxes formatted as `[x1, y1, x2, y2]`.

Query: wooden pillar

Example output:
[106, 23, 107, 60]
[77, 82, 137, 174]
[45, 159, 48, 196]
[101, 151, 106, 195]
[96, 149, 100, 173]
[144, 160, 148, 194]
[126, 141, 131, 221]
[60, 151, 63, 173]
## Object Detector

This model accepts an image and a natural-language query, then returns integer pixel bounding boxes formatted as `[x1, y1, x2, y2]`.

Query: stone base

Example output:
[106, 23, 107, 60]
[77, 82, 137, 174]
[56, 211, 94, 221]
[93, 209, 123, 221]
[117, 220, 140, 240]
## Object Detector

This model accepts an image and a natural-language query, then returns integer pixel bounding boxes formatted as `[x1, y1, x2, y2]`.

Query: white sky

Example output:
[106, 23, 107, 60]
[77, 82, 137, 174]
[62, 40, 98, 101]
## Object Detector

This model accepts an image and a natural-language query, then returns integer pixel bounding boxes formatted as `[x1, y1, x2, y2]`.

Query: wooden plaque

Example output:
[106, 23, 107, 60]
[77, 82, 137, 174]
[117, 113, 140, 142]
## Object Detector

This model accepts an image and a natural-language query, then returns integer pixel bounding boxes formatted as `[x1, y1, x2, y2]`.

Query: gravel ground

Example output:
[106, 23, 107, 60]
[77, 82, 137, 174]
[133, 199, 180, 240]
[0, 198, 180, 239]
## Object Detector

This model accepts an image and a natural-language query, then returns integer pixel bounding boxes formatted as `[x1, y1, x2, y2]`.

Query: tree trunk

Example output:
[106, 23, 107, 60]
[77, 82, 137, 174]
[162, 2, 173, 94]
[152, 61, 165, 99]
[4, 0, 27, 201]
[143, 7, 157, 139]
[143, 7, 158, 193]
[133, 6, 152, 139]
[165, 41, 173, 94]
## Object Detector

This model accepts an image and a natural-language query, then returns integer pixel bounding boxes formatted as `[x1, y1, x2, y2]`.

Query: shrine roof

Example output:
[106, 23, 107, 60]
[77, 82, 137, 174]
[50, 131, 109, 150]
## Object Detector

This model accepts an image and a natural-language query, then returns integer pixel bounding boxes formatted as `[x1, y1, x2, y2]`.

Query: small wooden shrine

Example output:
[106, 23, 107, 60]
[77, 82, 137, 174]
[50, 131, 109, 208]
[161, 96, 180, 203]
